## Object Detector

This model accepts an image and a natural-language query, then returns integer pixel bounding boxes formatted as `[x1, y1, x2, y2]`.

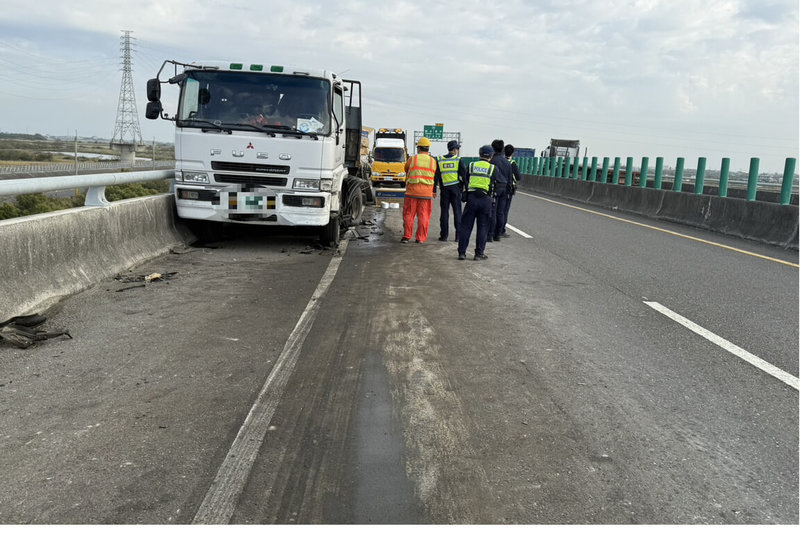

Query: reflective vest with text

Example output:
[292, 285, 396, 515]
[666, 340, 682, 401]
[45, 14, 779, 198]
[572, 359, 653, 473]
[467, 160, 495, 194]
[438, 155, 461, 187]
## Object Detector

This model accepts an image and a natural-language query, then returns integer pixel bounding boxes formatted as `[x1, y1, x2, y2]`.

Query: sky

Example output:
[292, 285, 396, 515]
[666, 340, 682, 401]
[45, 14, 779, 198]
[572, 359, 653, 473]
[0, 0, 798, 173]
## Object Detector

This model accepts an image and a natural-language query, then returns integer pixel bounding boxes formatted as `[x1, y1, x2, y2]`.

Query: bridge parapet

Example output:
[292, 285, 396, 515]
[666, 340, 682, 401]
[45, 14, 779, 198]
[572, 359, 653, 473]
[0, 184, 188, 324]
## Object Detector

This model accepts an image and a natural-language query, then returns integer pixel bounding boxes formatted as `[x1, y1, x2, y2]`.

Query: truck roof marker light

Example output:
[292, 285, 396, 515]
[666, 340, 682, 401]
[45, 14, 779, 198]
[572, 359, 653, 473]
[230, 63, 243, 70]
[250, 64, 264, 71]
[270, 65, 284, 73]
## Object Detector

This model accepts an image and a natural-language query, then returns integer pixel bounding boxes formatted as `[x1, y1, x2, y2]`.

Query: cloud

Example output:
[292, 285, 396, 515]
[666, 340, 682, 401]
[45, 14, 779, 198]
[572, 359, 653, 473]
[0, 0, 796, 172]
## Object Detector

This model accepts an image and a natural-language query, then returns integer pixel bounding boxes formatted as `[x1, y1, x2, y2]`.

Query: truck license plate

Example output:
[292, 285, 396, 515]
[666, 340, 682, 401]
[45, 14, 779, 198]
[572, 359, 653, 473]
[228, 193, 265, 211]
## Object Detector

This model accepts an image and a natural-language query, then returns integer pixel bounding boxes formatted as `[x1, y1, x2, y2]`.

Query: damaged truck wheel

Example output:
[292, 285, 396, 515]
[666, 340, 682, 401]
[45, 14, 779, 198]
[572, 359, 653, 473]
[319, 213, 341, 247]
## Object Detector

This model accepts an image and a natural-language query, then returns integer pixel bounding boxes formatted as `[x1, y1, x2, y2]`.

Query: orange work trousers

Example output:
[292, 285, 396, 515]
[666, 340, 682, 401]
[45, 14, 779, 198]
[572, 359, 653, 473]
[402, 197, 433, 243]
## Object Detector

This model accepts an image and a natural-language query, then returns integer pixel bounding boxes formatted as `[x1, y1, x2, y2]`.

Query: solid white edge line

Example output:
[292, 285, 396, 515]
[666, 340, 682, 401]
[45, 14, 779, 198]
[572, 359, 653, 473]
[644, 301, 799, 391]
[192, 240, 349, 524]
[505, 223, 532, 239]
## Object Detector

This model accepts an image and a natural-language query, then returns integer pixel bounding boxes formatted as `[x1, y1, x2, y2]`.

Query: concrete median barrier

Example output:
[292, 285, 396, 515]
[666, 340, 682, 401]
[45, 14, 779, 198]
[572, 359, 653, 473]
[0, 194, 189, 324]
[518, 175, 798, 250]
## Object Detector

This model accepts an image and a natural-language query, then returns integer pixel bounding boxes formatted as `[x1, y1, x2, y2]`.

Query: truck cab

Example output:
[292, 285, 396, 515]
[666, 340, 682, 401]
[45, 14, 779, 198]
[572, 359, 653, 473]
[371, 128, 408, 186]
[145, 60, 370, 245]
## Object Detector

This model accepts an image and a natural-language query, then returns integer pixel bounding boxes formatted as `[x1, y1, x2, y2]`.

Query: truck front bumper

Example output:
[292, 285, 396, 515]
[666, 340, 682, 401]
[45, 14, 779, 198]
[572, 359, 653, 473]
[175, 185, 331, 227]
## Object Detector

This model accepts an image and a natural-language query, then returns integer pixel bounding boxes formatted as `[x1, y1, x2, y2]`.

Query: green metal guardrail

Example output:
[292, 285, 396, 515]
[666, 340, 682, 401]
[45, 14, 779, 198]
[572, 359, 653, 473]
[461, 155, 797, 204]
[518, 156, 797, 205]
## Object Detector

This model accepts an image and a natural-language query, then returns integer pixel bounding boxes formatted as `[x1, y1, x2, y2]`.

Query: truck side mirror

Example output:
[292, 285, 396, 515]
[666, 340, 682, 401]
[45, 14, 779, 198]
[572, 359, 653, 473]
[146, 78, 161, 102]
[145, 101, 163, 120]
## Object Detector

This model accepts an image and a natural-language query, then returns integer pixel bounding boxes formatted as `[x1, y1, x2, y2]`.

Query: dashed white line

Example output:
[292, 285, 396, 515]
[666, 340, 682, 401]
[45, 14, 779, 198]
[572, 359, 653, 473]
[644, 301, 799, 391]
[505, 224, 532, 239]
[192, 240, 349, 524]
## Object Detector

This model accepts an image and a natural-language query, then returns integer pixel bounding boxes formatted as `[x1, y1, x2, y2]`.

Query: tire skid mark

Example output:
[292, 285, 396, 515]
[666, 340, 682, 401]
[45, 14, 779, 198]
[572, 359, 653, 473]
[380, 291, 490, 523]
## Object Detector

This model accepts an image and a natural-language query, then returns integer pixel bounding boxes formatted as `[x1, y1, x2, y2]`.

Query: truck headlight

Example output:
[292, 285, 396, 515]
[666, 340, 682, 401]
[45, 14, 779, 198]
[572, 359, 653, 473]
[372, 171, 381, 176]
[319, 179, 333, 192]
[293, 178, 320, 190]
[182, 171, 210, 184]
[396, 172, 406, 177]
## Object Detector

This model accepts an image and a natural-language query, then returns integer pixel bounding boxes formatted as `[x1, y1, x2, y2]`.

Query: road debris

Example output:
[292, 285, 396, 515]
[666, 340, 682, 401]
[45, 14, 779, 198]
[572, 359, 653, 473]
[0, 314, 72, 349]
[114, 272, 178, 292]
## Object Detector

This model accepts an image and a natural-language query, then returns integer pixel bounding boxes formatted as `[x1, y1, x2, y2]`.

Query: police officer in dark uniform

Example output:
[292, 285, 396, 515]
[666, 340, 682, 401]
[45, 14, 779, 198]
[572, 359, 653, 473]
[488, 139, 513, 242]
[435, 140, 468, 241]
[457, 145, 496, 260]
[500, 144, 522, 237]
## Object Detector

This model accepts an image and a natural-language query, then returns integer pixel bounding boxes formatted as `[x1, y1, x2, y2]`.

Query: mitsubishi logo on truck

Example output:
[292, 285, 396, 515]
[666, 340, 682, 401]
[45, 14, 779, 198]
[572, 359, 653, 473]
[246, 142, 254, 149]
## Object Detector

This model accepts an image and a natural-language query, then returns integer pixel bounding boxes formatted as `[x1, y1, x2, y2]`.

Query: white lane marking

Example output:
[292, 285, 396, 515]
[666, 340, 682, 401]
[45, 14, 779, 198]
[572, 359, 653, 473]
[505, 224, 532, 239]
[192, 240, 349, 524]
[644, 301, 799, 391]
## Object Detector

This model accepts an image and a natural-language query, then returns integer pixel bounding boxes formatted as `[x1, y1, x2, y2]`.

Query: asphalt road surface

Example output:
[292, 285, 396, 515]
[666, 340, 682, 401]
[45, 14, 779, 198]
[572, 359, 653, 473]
[0, 191, 797, 524]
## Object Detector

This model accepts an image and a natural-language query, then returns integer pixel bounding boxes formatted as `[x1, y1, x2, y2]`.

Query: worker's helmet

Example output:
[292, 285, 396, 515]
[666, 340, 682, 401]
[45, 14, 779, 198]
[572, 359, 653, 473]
[417, 137, 431, 148]
[479, 145, 493, 158]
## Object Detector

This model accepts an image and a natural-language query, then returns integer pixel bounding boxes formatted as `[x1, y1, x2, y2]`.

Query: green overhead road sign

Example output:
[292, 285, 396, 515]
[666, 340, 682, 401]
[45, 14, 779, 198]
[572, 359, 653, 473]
[423, 125, 443, 139]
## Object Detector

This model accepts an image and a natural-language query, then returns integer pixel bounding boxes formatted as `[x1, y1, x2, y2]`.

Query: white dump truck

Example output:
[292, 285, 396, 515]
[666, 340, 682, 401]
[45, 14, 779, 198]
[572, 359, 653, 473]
[145, 60, 372, 245]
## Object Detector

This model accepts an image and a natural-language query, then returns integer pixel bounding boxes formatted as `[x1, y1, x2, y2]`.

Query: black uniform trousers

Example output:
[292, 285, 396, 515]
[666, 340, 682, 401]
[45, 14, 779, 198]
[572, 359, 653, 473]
[439, 184, 462, 240]
[458, 192, 493, 256]
[489, 190, 510, 240]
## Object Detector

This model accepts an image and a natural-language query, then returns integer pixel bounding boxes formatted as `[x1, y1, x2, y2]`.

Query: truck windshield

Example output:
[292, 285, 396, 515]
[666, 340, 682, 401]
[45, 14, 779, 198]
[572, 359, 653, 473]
[177, 71, 332, 135]
[373, 147, 406, 163]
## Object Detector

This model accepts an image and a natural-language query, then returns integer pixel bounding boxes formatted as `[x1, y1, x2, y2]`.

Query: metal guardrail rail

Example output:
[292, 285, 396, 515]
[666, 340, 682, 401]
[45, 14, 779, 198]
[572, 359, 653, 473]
[0, 169, 174, 206]
[0, 160, 175, 175]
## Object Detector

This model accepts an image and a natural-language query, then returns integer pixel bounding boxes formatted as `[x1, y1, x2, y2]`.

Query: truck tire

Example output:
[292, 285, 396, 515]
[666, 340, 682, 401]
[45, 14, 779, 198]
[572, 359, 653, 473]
[319, 213, 341, 247]
[348, 186, 364, 226]
[189, 219, 224, 244]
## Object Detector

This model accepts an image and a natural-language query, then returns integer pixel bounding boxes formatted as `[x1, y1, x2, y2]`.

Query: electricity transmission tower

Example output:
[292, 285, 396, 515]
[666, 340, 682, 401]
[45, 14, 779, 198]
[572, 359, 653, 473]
[111, 30, 143, 149]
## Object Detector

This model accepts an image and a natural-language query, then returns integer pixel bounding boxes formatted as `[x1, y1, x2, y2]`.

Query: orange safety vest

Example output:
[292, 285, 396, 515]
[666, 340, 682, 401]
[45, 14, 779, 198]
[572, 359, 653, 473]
[404, 153, 437, 198]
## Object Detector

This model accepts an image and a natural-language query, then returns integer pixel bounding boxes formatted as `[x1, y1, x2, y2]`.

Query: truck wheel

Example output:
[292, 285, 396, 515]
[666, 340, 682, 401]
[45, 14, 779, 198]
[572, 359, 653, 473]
[319, 214, 341, 247]
[349, 187, 364, 226]
[189, 220, 224, 244]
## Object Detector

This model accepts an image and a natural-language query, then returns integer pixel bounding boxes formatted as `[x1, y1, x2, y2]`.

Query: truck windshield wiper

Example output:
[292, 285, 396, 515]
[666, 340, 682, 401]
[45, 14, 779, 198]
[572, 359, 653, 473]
[182, 119, 232, 134]
[281, 126, 320, 140]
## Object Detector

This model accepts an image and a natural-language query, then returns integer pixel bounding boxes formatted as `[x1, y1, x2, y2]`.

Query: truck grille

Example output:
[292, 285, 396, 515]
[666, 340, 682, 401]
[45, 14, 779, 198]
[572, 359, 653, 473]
[214, 174, 288, 187]
[211, 161, 290, 175]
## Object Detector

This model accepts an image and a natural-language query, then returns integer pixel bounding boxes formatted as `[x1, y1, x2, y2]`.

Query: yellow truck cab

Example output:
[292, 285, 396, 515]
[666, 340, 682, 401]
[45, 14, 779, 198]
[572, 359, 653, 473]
[371, 128, 408, 186]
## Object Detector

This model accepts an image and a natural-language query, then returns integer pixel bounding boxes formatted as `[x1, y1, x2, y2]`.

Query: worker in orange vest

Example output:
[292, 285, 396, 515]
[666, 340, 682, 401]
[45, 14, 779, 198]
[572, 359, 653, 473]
[401, 137, 438, 243]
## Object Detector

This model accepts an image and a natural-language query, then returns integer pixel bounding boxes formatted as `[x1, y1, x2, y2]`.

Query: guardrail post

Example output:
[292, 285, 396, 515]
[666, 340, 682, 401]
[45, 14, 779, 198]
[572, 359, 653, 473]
[654, 157, 664, 190]
[553, 157, 560, 177]
[719, 157, 730, 198]
[572, 156, 579, 179]
[562, 157, 570, 178]
[588, 157, 597, 182]
[581, 157, 589, 180]
[599, 157, 609, 184]
[612, 157, 620, 184]
[639, 157, 649, 188]
[780, 157, 797, 205]
[747, 157, 759, 201]
[84, 186, 109, 206]
[673, 157, 685, 192]
[624, 157, 633, 186]
[694, 157, 706, 194]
